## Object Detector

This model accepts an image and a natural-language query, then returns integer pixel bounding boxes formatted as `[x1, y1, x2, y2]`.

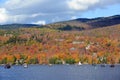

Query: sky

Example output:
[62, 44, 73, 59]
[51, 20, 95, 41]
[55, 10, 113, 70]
[0, 0, 120, 25]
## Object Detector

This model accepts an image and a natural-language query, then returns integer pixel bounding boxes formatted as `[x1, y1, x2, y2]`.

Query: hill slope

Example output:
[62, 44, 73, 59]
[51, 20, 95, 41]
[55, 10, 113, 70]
[0, 15, 120, 31]
[43, 15, 120, 31]
[0, 24, 39, 29]
[0, 23, 120, 65]
[77, 15, 120, 28]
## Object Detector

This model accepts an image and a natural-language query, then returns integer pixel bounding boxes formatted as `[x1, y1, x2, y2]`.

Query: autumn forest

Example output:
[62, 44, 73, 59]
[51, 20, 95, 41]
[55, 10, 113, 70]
[0, 22, 120, 65]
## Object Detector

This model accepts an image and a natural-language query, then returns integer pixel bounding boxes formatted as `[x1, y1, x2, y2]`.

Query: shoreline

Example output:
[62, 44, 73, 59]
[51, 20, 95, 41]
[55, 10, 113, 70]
[0, 64, 120, 66]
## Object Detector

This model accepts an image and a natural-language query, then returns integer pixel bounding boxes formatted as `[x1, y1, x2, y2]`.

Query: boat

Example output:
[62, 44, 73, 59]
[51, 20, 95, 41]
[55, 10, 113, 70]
[23, 63, 28, 68]
[78, 62, 82, 66]
[110, 64, 115, 68]
[101, 64, 106, 67]
[4, 64, 11, 69]
[92, 64, 96, 66]
[48, 64, 52, 66]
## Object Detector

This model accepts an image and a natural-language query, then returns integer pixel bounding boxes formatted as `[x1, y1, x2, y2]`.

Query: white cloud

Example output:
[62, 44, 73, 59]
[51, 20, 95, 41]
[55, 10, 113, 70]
[33, 20, 46, 25]
[4, 0, 44, 10]
[67, 0, 99, 10]
[0, 0, 120, 24]
[0, 8, 9, 24]
[71, 16, 77, 19]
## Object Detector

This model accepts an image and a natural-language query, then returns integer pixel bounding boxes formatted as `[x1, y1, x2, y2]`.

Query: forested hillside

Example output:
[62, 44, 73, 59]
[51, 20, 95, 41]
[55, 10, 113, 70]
[0, 24, 120, 65]
[41, 15, 120, 31]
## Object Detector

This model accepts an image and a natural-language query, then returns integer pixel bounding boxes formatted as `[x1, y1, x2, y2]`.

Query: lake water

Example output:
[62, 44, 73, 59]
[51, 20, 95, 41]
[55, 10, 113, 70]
[0, 65, 120, 80]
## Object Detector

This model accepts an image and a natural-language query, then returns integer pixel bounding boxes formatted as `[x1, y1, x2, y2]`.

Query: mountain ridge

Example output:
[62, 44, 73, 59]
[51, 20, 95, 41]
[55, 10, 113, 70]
[0, 23, 39, 29]
[0, 15, 120, 30]
[41, 14, 120, 31]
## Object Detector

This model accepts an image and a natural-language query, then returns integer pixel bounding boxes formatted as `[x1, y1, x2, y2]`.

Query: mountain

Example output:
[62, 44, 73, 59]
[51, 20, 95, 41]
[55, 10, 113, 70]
[0, 15, 120, 65]
[79, 24, 120, 38]
[41, 21, 91, 31]
[43, 15, 120, 31]
[76, 15, 120, 28]
[0, 24, 39, 29]
[0, 15, 120, 30]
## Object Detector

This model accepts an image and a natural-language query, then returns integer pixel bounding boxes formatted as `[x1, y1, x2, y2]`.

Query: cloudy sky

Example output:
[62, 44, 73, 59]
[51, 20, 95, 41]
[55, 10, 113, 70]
[0, 0, 120, 25]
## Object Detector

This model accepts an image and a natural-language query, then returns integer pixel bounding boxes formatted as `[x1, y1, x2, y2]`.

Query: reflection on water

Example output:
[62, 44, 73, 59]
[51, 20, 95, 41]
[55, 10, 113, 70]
[0, 65, 120, 80]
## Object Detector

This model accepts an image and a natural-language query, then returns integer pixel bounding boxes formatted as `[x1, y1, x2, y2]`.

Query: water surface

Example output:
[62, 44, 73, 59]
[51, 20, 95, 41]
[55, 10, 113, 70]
[0, 65, 120, 80]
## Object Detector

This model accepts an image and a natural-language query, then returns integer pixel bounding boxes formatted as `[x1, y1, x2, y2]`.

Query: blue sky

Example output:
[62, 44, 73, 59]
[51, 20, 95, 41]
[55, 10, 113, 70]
[0, 0, 120, 25]
[81, 4, 120, 18]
